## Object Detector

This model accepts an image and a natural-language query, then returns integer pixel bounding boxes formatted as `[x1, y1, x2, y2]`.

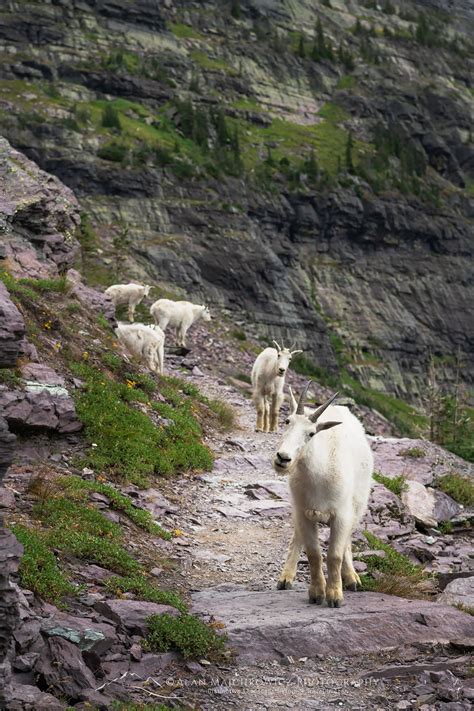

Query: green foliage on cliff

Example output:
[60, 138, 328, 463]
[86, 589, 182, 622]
[436, 474, 474, 507]
[373, 472, 407, 497]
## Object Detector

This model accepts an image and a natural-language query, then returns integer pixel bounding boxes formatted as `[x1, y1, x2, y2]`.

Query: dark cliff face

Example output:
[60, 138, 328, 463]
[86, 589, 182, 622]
[0, 0, 472, 398]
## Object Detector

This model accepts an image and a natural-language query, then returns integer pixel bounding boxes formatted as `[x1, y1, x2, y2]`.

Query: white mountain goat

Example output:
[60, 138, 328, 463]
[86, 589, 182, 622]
[149, 299, 211, 348]
[274, 383, 373, 608]
[251, 341, 302, 433]
[115, 322, 165, 375]
[105, 284, 151, 322]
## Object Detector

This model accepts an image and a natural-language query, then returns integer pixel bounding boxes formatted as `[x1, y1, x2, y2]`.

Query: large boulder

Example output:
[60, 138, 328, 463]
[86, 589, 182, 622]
[0, 385, 82, 434]
[35, 637, 96, 701]
[438, 577, 474, 608]
[192, 586, 474, 664]
[41, 611, 117, 655]
[0, 136, 80, 279]
[401, 480, 461, 529]
[94, 599, 178, 636]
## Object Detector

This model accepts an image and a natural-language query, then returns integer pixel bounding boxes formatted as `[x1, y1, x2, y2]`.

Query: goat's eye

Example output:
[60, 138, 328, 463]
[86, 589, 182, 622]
[285, 418, 290, 425]
[309, 431, 316, 438]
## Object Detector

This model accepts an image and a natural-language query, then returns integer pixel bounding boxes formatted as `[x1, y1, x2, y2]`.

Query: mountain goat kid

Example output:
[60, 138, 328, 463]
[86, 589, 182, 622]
[251, 341, 302, 433]
[150, 299, 211, 348]
[274, 383, 373, 608]
[115, 323, 165, 375]
[105, 284, 151, 322]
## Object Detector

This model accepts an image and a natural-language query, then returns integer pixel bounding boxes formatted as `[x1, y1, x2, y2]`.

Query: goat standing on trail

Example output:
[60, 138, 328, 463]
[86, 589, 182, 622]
[273, 383, 373, 608]
[251, 341, 302, 433]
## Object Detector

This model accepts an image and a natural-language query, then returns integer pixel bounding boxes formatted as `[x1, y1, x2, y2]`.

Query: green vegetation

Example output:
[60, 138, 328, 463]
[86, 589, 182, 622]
[455, 603, 474, 616]
[373, 472, 407, 497]
[359, 531, 428, 598]
[112, 702, 173, 711]
[169, 23, 203, 40]
[105, 574, 186, 612]
[290, 353, 339, 389]
[0, 271, 67, 301]
[336, 75, 356, 90]
[144, 612, 227, 660]
[399, 447, 426, 458]
[12, 525, 76, 605]
[436, 474, 474, 507]
[33, 496, 140, 575]
[101, 103, 121, 131]
[71, 363, 213, 487]
[0, 368, 22, 388]
[190, 50, 236, 75]
[59, 475, 171, 538]
[97, 142, 127, 162]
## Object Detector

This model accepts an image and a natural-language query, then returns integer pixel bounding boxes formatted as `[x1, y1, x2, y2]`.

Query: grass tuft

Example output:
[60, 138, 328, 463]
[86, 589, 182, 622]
[207, 399, 237, 431]
[373, 472, 408, 497]
[398, 447, 426, 458]
[358, 531, 430, 599]
[436, 474, 474, 506]
[144, 612, 227, 660]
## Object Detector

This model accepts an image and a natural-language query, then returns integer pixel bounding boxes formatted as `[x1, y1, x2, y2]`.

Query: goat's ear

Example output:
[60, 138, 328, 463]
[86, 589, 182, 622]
[288, 386, 297, 415]
[315, 420, 342, 434]
[291, 349, 303, 356]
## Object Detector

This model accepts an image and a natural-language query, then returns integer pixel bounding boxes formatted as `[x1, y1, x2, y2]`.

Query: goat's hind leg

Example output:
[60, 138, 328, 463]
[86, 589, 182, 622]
[342, 541, 361, 592]
[255, 395, 265, 432]
[277, 529, 302, 590]
[263, 397, 271, 433]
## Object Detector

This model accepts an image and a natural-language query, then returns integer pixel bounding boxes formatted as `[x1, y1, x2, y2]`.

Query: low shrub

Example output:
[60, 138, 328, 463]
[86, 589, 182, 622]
[436, 474, 474, 507]
[105, 574, 186, 612]
[144, 612, 227, 660]
[372, 472, 407, 497]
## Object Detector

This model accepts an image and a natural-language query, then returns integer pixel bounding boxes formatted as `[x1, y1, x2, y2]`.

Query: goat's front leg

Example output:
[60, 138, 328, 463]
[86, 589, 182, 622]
[277, 529, 302, 590]
[255, 395, 265, 432]
[326, 516, 352, 608]
[299, 516, 326, 604]
[263, 398, 271, 433]
[269, 393, 281, 432]
[342, 541, 361, 592]
[128, 302, 136, 322]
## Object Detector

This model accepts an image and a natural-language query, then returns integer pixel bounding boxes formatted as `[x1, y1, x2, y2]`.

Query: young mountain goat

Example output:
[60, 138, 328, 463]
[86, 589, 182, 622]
[105, 284, 151, 322]
[274, 383, 373, 607]
[251, 341, 302, 433]
[150, 299, 211, 348]
[115, 322, 165, 375]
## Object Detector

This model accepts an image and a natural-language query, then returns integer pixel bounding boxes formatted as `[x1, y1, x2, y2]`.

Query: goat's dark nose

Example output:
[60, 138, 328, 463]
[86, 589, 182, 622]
[277, 452, 291, 463]
[279, 368, 285, 374]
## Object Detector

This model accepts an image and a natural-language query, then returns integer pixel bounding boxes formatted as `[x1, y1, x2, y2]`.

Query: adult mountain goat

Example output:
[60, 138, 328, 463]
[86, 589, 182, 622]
[150, 299, 211, 348]
[273, 383, 373, 608]
[251, 341, 302, 432]
[105, 284, 151, 322]
[115, 323, 165, 375]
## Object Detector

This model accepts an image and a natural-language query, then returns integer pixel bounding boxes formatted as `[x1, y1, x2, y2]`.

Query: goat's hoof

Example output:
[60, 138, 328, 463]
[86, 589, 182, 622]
[327, 599, 341, 608]
[277, 580, 292, 590]
[309, 595, 324, 605]
[346, 582, 357, 592]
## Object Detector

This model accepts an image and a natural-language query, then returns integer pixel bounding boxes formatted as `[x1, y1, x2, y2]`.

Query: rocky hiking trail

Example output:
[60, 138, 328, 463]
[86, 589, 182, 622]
[2, 313, 473, 711]
[131, 329, 474, 710]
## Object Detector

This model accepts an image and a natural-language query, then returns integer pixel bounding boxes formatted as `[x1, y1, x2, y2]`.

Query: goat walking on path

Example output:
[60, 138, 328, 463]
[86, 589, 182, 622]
[273, 383, 373, 608]
[251, 341, 302, 433]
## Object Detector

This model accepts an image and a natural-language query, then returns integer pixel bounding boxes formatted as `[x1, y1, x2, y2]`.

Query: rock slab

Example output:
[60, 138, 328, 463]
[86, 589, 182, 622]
[191, 588, 474, 664]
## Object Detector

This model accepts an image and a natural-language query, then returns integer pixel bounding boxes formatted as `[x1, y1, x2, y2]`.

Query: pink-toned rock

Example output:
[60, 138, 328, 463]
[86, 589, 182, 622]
[20, 363, 65, 387]
[94, 599, 178, 636]
[0, 136, 80, 279]
[191, 588, 474, 664]
[0, 282, 25, 367]
[371, 436, 472, 485]
[0, 387, 82, 433]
